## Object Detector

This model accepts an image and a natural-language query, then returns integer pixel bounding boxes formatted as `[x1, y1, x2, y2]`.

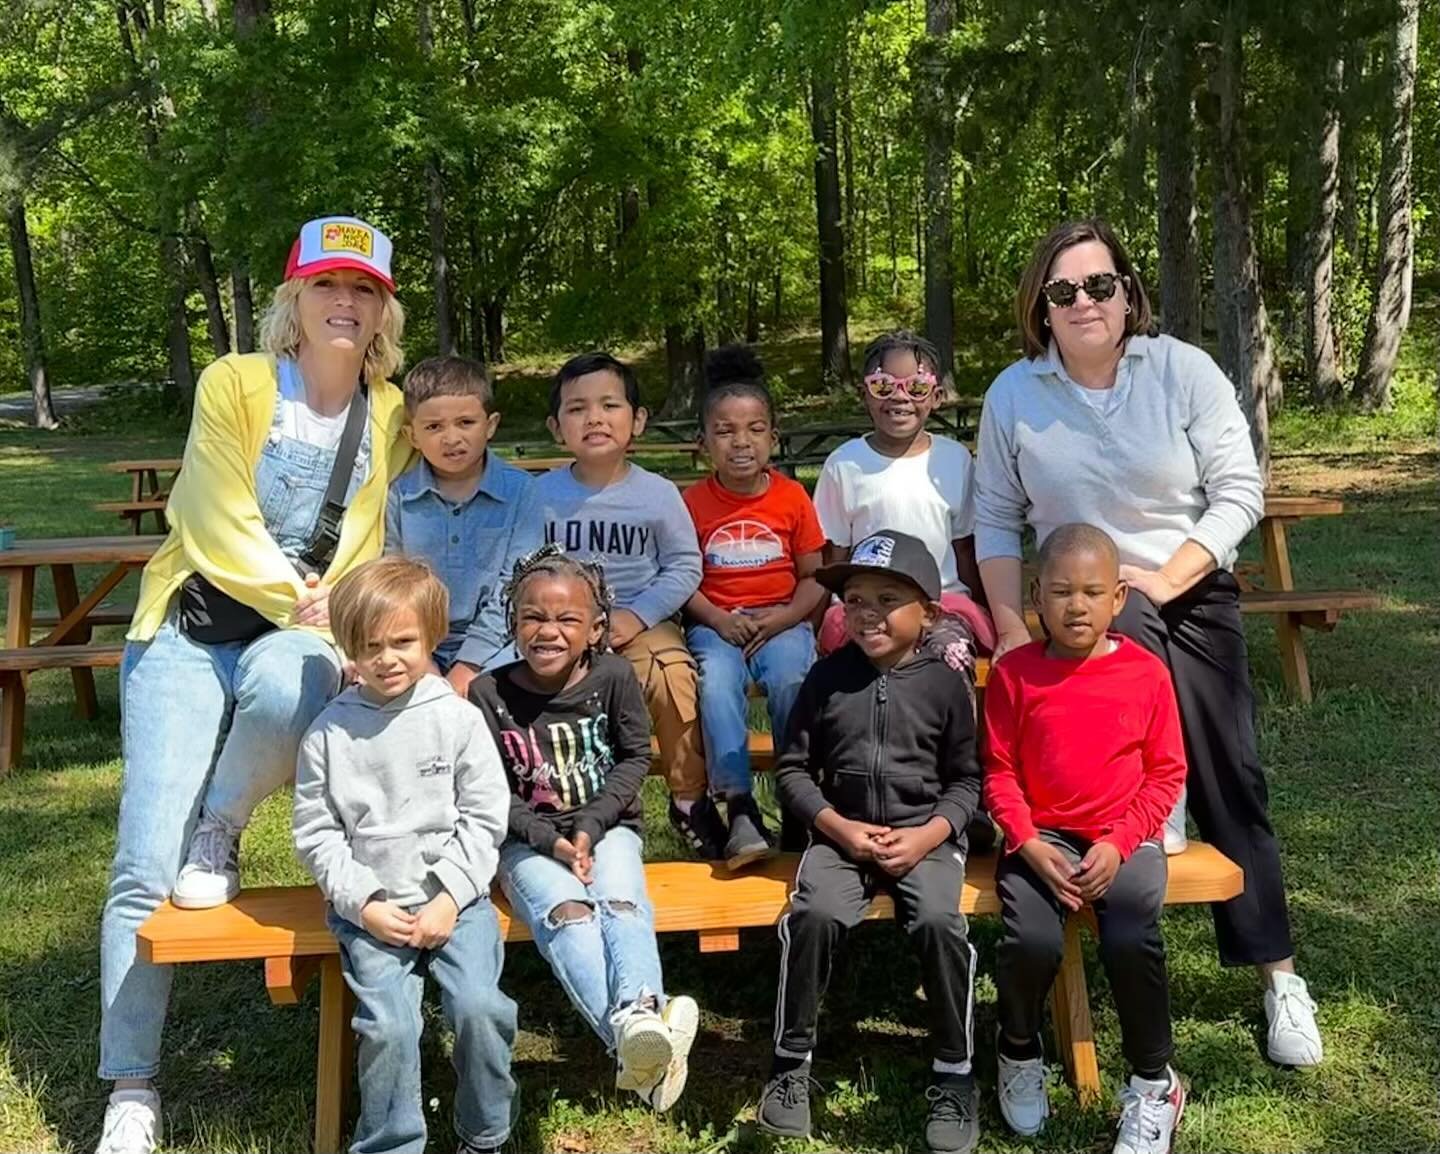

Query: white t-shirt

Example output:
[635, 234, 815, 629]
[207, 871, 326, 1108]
[812, 433, 977, 595]
[277, 359, 353, 451]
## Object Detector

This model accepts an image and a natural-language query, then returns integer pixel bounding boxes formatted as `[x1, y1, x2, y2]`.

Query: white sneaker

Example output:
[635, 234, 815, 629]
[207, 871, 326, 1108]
[613, 999, 673, 1094]
[996, 1040, 1048, 1136]
[1162, 791, 1188, 855]
[641, 994, 700, 1113]
[172, 811, 240, 909]
[1114, 1068, 1184, 1154]
[96, 1088, 162, 1154]
[1265, 972, 1323, 1066]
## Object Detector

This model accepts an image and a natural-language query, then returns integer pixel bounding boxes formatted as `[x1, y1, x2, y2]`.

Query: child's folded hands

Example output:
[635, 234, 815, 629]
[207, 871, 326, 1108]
[408, 891, 460, 949]
[554, 831, 595, 885]
[361, 898, 418, 946]
[1019, 838, 1084, 911]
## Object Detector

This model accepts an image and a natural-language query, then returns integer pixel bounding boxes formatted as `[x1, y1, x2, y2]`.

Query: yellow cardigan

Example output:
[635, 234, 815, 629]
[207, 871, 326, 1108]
[128, 353, 414, 643]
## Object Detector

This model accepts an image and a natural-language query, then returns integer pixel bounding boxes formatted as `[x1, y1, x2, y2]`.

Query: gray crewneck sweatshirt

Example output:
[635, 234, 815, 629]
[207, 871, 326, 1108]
[533, 463, 702, 626]
[293, 673, 509, 927]
[974, 334, 1264, 570]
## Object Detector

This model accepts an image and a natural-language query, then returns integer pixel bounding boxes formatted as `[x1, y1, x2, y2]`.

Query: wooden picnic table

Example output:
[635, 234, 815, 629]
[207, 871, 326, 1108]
[103, 459, 181, 534]
[771, 397, 985, 469]
[1, 535, 162, 773]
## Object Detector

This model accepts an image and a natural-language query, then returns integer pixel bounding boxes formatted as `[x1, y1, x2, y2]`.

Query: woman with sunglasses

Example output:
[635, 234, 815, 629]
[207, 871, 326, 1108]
[972, 219, 1322, 1094]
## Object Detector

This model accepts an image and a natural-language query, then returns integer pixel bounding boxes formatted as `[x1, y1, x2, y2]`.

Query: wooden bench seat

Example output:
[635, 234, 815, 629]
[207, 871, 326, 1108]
[138, 844, 1242, 1154]
[32, 608, 134, 630]
[0, 643, 126, 672]
[94, 499, 169, 534]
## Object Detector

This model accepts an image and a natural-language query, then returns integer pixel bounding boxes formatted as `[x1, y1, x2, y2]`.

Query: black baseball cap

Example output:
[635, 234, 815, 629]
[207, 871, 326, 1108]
[814, 530, 942, 602]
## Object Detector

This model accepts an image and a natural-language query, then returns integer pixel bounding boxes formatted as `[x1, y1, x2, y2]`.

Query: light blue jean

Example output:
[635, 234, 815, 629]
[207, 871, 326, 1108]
[498, 826, 665, 1052]
[329, 899, 517, 1154]
[687, 620, 815, 798]
[98, 618, 341, 1078]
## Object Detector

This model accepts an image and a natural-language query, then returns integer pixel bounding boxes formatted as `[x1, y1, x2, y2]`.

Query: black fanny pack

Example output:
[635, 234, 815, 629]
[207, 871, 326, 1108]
[179, 382, 368, 645]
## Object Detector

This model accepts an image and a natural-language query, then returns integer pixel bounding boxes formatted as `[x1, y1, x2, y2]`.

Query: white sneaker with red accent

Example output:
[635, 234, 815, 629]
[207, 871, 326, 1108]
[1113, 1067, 1184, 1154]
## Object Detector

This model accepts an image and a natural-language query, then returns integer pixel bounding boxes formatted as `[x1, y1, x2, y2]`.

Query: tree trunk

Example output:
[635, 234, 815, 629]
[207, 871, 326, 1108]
[188, 227, 230, 356]
[419, 0, 455, 355]
[231, 260, 255, 352]
[745, 274, 760, 343]
[1208, 0, 1278, 477]
[1156, 34, 1202, 343]
[6, 198, 58, 429]
[1337, 40, 1362, 258]
[1354, 0, 1418, 410]
[1306, 49, 1344, 406]
[772, 268, 782, 327]
[660, 323, 706, 419]
[1284, 135, 1308, 299]
[483, 296, 506, 365]
[919, 0, 956, 395]
[161, 232, 196, 404]
[883, 137, 899, 297]
[810, 72, 852, 388]
[840, 38, 857, 296]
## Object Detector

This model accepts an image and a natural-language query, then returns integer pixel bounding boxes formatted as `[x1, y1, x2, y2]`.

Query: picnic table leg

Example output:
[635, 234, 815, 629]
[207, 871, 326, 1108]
[1259, 518, 1312, 701]
[50, 564, 99, 720]
[314, 955, 354, 1154]
[1, 568, 36, 776]
[1050, 915, 1100, 1104]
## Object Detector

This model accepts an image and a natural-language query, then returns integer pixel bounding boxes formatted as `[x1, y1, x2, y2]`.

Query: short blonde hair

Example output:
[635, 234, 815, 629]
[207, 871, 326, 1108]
[330, 556, 448, 657]
[259, 276, 406, 384]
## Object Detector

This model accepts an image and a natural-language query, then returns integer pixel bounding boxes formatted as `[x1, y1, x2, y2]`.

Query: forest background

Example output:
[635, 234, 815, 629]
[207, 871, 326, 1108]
[0, 0, 1435, 449]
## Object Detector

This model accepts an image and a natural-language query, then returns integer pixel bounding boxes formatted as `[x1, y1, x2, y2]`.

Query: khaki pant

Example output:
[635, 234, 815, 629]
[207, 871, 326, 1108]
[619, 620, 707, 801]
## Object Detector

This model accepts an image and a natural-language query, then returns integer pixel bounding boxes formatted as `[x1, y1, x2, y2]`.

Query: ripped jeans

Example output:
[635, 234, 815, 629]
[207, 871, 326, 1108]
[497, 826, 666, 1052]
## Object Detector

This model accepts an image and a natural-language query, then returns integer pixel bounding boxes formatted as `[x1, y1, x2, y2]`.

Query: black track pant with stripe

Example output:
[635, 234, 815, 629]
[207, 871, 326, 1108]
[773, 839, 976, 1065]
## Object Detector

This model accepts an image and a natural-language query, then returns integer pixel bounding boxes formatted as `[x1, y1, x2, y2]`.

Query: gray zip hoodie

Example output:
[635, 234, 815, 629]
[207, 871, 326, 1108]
[293, 673, 509, 928]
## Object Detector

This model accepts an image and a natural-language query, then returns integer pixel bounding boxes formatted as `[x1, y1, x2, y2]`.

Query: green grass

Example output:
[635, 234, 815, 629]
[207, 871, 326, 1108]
[1, 334, 1438, 1151]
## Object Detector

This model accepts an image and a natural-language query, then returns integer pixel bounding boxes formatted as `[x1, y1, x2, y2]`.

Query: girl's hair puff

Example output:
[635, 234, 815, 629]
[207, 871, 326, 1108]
[502, 543, 613, 652]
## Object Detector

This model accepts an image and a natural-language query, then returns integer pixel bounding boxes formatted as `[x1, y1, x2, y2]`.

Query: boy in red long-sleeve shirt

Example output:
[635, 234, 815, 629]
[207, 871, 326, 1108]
[983, 523, 1187, 1154]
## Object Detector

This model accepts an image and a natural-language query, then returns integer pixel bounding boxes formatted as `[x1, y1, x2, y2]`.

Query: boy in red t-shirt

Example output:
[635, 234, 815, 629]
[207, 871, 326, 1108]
[683, 346, 826, 869]
[983, 523, 1188, 1154]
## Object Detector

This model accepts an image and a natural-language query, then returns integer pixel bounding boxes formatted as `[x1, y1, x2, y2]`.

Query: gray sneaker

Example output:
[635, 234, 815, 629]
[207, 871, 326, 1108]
[172, 810, 240, 909]
[925, 1072, 978, 1154]
[757, 1059, 815, 1139]
[724, 795, 776, 871]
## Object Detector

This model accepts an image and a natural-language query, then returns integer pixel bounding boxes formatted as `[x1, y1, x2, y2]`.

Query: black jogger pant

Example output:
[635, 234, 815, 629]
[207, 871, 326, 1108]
[774, 839, 976, 1064]
[997, 832, 1173, 1075]
[1113, 569, 1295, 966]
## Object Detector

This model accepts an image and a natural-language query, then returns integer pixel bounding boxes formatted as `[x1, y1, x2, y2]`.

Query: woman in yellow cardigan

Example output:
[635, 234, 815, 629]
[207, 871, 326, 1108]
[96, 217, 413, 1154]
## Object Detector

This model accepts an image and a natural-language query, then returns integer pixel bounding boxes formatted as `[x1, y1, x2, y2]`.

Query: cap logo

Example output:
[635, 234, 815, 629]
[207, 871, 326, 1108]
[321, 222, 373, 257]
[851, 534, 895, 569]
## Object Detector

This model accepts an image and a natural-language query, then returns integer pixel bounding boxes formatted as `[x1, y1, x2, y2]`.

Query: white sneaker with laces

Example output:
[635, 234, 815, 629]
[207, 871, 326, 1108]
[171, 811, 240, 910]
[642, 994, 699, 1112]
[996, 1042, 1049, 1136]
[1114, 1068, 1184, 1154]
[95, 1088, 162, 1154]
[613, 999, 673, 1094]
[1265, 972, 1323, 1066]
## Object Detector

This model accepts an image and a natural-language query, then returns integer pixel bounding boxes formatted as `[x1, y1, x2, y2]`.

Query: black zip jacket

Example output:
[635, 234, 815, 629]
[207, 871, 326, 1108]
[775, 643, 981, 839]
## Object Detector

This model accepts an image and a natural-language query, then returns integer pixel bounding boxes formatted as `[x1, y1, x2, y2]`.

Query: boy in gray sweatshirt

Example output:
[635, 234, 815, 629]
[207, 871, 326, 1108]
[292, 556, 516, 1154]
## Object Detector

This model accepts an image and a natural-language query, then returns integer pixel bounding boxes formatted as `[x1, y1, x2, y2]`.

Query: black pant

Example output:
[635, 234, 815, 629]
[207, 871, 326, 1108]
[1113, 570, 1295, 965]
[997, 832, 1173, 1075]
[774, 839, 976, 1064]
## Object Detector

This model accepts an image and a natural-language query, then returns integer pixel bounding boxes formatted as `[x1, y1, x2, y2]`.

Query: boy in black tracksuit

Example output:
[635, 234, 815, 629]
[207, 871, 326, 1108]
[758, 530, 981, 1154]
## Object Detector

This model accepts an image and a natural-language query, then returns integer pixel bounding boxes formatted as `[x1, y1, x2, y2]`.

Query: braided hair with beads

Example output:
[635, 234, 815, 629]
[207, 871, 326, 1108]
[501, 543, 615, 656]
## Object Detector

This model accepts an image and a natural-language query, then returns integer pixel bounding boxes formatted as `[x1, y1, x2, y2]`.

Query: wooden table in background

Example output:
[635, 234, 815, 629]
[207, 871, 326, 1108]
[0, 535, 161, 773]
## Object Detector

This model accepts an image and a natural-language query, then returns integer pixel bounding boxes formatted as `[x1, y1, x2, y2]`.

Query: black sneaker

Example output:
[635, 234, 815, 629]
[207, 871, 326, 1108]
[668, 796, 727, 861]
[757, 1058, 815, 1139]
[925, 1071, 979, 1154]
[724, 794, 777, 871]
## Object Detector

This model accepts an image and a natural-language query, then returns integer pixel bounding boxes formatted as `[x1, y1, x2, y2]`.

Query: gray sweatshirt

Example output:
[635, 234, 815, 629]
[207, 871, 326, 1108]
[292, 674, 509, 928]
[974, 334, 1264, 571]
[532, 463, 702, 626]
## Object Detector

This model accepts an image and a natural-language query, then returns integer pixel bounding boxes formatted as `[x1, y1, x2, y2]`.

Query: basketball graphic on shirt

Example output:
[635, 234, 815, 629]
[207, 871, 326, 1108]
[704, 519, 785, 569]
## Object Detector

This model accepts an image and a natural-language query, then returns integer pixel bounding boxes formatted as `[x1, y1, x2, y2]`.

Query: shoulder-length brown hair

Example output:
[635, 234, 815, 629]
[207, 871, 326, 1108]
[1014, 218, 1154, 360]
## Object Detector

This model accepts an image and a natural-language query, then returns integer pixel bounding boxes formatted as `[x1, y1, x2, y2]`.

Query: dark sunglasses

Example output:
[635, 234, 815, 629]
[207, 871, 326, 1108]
[1041, 271, 1128, 308]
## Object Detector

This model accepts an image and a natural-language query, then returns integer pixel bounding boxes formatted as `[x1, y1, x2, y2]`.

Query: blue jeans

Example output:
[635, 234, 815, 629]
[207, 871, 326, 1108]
[98, 617, 342, 1078]
[498, 827, 664, 1053]
[329, 900, 517, 1154]
[687, 620, 815, 798]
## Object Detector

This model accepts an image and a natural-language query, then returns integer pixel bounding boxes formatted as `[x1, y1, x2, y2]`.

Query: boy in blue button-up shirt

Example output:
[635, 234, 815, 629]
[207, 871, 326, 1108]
[386, 355, 541, 695]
